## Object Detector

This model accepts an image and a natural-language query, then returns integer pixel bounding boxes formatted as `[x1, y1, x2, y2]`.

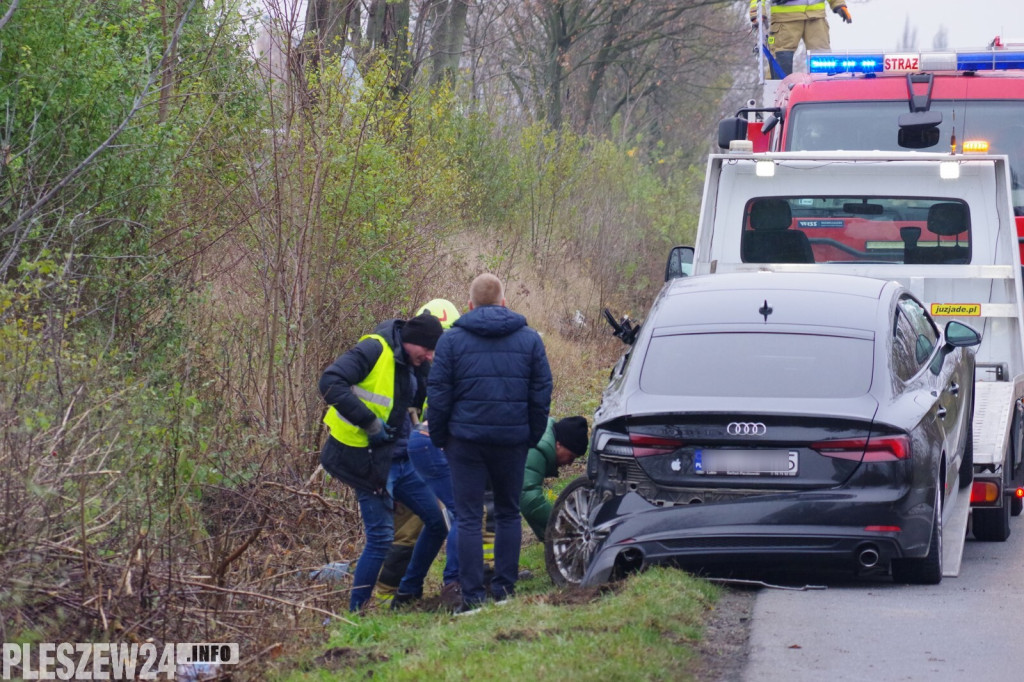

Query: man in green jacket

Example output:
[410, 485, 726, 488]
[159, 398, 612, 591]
[520, 416, 589, 541]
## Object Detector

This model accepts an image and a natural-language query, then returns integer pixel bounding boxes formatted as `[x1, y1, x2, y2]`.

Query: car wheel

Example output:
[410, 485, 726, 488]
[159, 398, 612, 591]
[1012, 494, 1023, 517]
[958, 422, 974, 490]
[544, 476, 605, 587]
[892, 484, 943, 585]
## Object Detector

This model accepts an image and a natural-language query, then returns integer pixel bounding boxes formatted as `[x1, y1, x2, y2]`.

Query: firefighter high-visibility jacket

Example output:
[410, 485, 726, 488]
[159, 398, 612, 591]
[749, 0, 846, 22]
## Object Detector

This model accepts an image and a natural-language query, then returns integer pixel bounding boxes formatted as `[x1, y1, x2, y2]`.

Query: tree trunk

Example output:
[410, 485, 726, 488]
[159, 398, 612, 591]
[579, 3, 630, 130]
[428, 0, 471, 87]
[367, 0, 413, 93]
[543, 4, 572, 130]
[302, 0, 356, 68]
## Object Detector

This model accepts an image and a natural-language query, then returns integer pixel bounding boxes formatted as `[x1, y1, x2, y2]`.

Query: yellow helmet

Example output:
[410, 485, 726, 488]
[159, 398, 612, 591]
[416, 298, 461, 329]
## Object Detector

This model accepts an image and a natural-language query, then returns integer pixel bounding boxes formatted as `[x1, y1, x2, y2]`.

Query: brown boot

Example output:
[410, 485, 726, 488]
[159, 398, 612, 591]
[440, 582, 462, 611]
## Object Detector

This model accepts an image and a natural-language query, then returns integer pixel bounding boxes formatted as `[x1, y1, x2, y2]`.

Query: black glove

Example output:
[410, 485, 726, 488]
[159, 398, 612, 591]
[367, 418, 397, 447]
[834, 4, 852, 23]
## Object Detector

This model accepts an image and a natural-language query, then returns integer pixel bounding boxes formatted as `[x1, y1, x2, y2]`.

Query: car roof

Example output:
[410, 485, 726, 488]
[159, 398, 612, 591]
[651, 272, 893, 332]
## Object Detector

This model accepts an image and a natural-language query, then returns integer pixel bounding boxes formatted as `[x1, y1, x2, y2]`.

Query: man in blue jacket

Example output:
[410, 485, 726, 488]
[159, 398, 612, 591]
[428, 273, 553, 611]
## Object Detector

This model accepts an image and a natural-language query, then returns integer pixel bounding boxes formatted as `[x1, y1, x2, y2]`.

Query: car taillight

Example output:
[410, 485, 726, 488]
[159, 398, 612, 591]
[811, 435, 911, 462]
[629, 433, 685, 457]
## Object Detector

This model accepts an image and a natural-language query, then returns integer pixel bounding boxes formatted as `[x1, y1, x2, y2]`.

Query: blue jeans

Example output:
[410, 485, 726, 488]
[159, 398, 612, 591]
[446, 437, 527, 605]
[348, 457, 447, 611]
[407, 430, 459, 584]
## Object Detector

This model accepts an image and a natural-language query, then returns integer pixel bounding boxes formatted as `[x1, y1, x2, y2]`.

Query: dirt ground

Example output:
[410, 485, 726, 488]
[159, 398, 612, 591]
[692, 585, 757, 681]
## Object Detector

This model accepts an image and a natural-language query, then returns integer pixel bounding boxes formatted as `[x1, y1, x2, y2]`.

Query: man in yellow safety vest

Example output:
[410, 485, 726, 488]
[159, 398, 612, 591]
[318, 311, 447, 612]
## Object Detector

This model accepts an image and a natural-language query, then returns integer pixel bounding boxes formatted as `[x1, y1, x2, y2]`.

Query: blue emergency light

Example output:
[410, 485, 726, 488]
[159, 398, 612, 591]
[807, 54, 884, 74]
[956, 51, 1024, 70]
[807, 49, 1024, 75]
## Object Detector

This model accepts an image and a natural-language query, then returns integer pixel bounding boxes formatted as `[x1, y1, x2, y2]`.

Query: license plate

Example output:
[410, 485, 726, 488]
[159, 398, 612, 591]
[694, 449, 799, 476]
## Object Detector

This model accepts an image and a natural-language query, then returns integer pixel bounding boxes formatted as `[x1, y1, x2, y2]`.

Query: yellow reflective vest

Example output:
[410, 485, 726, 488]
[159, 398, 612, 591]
[322, 334, 395, 447]
[749, 0, 840, 21]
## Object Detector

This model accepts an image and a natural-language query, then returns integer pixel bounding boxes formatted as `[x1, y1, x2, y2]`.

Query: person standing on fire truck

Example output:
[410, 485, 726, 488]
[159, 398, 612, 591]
[750, 0, 852, 78]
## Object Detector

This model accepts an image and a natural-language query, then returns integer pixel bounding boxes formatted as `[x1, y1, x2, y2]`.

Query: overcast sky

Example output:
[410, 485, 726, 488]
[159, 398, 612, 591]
[825, 0, 1023, 51]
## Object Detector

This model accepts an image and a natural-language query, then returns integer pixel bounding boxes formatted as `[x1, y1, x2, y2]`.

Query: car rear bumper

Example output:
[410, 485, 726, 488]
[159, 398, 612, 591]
[579, 490, 933, 586]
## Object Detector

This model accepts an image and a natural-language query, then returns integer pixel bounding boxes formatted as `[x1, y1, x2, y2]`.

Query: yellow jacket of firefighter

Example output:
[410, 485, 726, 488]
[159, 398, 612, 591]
[749, 0, 846, 22]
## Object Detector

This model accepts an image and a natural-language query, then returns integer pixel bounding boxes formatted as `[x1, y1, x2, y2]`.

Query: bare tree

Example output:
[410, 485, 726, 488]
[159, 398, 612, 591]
[465, 0, 744, 143]
[898, 16, 917, 51]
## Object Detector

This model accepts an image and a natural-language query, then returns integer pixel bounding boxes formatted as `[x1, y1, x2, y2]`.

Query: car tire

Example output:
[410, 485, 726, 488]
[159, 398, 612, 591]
[891, 484, 943, 585]
[544, 476, 604, 587]
[958, 422, 974, 490]
[1012, 493, 1023, 517]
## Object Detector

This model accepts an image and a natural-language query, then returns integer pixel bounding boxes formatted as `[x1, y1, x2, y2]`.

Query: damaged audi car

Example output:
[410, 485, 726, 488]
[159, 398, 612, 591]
[545, 272, 980, 587]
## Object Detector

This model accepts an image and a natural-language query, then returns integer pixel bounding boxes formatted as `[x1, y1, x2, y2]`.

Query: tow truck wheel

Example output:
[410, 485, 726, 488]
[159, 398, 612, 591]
[892, 483, 943, 585]
[544, 476, 605, 587]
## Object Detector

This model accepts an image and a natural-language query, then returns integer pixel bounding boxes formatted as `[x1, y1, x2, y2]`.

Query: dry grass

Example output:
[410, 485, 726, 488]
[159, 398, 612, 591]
[438, 228, 631, 418]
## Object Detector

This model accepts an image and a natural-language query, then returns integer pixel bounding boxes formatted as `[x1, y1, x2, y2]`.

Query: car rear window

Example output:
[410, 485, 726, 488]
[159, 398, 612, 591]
[640, 332, 873, 398]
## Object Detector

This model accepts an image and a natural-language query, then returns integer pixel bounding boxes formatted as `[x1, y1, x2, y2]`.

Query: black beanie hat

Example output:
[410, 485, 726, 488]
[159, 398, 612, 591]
[554, 416, 589, 458]
[402, 312, 444, 350]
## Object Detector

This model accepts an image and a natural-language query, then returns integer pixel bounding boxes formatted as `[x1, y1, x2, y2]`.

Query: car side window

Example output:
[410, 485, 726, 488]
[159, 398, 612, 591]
[898, 296, 939, 363]
[892, 296, 941, 381]
[892, 307, 920, 382]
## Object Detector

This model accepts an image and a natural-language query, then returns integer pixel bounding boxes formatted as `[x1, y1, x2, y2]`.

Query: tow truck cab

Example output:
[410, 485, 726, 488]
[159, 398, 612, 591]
[718, 42, 1024, 258]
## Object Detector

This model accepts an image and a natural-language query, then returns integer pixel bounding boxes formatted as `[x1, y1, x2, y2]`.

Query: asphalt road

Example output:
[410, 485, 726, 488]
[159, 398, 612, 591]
[742, 517, 1024, 681]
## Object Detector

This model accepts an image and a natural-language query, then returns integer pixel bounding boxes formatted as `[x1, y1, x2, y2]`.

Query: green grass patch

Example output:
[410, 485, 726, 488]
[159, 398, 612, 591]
[277, 566, 719, 681]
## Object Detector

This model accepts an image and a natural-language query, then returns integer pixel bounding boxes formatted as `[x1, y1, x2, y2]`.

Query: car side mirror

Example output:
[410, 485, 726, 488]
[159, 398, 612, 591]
[718, 117, 747, 150]
[944, 320, 982, 348]
[665, 246, 694, 281]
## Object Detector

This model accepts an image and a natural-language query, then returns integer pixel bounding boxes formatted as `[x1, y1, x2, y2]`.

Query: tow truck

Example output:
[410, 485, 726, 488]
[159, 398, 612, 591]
[544, 150, 1024, 587]
[668, 151, 1024, 558]
[717, 40, 1024, 259]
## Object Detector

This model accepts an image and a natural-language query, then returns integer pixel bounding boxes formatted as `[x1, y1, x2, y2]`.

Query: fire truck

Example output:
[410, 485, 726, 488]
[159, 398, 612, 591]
[718, 40, 1024, 257]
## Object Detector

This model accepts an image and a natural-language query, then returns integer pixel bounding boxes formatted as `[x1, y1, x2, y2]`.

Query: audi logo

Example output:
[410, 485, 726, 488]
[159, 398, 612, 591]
[726, 422, 767, 436]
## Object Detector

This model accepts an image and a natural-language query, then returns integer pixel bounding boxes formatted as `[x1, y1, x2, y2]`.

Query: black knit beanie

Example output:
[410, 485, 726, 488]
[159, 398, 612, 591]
[402, 312, 444, 350]
[554, 416, 589, 458]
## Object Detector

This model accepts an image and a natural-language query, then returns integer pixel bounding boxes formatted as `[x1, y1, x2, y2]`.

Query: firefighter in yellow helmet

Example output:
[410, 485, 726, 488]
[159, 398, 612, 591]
[416, 298, 461, 329]
[750, 0, 852, 78]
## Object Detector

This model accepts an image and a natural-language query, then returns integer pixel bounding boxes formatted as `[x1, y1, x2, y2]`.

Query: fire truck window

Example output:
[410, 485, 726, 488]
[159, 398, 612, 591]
[788, 100, 1024, 214]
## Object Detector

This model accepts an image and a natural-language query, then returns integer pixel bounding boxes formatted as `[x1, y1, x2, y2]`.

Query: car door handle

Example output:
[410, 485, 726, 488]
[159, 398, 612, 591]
[937, 406, 948, 419]
[948, 383, 959, 396]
